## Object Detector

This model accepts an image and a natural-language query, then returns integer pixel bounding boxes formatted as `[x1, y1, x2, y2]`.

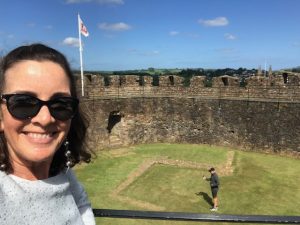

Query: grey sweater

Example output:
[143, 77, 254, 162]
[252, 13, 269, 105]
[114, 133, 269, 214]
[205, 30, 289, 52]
[0, 170, 95, 225]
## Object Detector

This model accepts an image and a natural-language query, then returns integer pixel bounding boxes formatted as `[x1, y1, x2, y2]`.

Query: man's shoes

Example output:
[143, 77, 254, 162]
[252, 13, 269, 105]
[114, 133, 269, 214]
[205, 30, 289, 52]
[210, 207, 218, 211]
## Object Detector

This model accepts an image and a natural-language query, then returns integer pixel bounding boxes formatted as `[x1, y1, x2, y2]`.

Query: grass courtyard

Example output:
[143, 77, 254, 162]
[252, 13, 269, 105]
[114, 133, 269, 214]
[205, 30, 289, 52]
[74, 143, 300, 225]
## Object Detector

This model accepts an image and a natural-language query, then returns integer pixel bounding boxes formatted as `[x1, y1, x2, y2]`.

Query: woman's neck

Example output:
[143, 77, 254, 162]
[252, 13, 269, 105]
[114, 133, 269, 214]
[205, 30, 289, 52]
[11, 162, 50, 180]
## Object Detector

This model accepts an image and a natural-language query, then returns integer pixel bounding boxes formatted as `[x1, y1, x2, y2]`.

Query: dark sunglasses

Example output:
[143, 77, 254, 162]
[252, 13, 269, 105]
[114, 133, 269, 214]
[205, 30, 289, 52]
[1, 94, 79, 121]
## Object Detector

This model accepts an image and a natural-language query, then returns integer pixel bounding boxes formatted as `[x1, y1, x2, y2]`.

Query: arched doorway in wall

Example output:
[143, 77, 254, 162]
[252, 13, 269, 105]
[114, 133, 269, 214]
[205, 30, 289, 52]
[107, 111, 123, 133]
[107, 110, 125, 147]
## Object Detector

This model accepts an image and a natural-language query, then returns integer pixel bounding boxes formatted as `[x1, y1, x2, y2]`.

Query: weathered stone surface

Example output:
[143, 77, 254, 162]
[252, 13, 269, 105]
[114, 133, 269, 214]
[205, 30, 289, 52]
[82, 97, 300, 154]
[77, 73, 300, 155]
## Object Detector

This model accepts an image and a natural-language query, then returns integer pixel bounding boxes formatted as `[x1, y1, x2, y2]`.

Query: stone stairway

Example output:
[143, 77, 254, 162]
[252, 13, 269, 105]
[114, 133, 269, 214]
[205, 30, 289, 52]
[109, 134, 123, 148]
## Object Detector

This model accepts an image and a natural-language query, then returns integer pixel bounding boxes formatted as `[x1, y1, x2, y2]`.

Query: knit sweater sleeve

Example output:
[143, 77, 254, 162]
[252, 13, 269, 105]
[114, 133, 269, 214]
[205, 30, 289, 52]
[67, 170, 96, 225]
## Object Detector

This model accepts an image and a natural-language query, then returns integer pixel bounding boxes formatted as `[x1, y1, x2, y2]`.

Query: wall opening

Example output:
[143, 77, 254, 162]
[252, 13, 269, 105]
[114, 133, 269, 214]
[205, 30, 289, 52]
[107, 111, 123, 133]
[138, 76, 145, 86]
[152, 75, 159, 86]
[282, 73, 288, 84]
[169, 76, 175, 86]
[104, 76, 111, 86]
[119, 76, 126, 86]
[86, 74, 92, 82]
[221, 77, 229, 86]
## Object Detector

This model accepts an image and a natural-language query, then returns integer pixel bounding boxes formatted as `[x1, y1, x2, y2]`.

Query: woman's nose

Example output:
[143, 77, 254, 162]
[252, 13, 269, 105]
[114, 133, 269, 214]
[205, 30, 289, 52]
[31, 105, 55, 125]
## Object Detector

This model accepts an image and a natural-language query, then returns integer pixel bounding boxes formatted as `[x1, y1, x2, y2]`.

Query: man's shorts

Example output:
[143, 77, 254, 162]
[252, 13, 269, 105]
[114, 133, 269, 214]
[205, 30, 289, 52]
[211, 187, 219, 198]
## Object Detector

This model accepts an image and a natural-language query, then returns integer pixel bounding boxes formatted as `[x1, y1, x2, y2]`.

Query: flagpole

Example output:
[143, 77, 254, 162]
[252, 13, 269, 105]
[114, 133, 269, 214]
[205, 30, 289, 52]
[78, 14, 85, 97]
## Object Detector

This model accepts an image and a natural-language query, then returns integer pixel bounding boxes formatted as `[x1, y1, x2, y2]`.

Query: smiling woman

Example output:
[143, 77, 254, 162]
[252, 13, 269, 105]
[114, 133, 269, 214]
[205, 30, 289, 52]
[0, 43, 95, 224]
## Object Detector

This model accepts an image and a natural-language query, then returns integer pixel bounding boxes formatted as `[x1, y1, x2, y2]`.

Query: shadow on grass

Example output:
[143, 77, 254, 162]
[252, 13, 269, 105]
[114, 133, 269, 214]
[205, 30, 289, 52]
[196, 192, 213, 207]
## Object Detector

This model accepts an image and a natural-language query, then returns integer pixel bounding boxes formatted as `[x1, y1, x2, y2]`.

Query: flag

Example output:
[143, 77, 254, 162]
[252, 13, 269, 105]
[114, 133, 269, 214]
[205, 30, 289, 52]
[79, 15, 89, 37]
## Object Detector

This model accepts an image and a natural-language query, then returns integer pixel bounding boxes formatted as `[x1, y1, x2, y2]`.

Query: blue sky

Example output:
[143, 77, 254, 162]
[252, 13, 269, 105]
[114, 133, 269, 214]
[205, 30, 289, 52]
[0, 0, 299, 71]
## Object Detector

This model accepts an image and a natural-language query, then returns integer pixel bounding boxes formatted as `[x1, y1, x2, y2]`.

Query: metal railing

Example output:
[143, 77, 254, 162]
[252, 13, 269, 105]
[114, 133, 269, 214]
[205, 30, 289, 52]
[93, 209, 300, 224]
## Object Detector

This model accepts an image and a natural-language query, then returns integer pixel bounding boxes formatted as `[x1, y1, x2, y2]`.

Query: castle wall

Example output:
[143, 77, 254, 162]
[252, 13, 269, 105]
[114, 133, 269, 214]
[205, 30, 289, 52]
[79, 74, 300, 102]
[82, 97, 300, 153]
[76, 73, 300, 154]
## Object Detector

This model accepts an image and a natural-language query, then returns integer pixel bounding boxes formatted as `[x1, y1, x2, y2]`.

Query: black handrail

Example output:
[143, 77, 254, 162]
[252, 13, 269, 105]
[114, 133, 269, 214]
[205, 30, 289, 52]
[93, 209, 300, 224]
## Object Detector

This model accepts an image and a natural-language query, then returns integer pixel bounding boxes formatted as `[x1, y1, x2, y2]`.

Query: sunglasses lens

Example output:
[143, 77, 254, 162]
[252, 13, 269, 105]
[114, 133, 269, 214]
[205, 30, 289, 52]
[7, 95, 40, 119]
[4, 94, 78, 120]
[49, 97, 78, 120]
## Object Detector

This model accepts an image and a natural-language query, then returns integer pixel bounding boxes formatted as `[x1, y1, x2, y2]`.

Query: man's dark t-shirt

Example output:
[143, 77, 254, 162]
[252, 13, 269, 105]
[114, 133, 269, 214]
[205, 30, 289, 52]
[210, 173, 219, 188]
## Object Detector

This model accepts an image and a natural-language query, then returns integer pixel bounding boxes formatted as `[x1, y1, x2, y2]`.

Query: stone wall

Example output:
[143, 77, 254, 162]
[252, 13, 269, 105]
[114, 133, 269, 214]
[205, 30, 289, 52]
[79, 74, 300, 102]
[77, 73, 300, 154]
[82, 98, 300, 153]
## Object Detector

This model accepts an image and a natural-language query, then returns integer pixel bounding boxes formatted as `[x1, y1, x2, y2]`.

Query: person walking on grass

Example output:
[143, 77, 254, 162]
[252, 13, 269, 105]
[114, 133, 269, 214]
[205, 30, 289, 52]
[203, 167, 220, 211]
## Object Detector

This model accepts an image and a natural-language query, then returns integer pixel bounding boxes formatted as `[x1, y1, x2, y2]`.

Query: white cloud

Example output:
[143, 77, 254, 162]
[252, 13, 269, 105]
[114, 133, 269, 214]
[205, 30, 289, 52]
[169, 31, 179, 36]
[224, 33, 236, 40]
[62, 37, 80, 47]
[198, 17, 229, 27]
[98, 22, 131, 31]
[65, 0, 124, 4]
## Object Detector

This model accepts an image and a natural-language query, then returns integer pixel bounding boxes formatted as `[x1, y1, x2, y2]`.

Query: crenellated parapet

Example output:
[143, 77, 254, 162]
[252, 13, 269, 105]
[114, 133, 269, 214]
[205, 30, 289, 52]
[159, 75, 184, 87]
[123, 75, 141, 86]
[75, 72, 300, 102]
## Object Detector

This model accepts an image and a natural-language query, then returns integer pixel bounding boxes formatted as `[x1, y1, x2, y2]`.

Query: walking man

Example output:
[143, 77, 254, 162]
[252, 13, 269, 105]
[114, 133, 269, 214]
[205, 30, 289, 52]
[203, 167, 220, 211]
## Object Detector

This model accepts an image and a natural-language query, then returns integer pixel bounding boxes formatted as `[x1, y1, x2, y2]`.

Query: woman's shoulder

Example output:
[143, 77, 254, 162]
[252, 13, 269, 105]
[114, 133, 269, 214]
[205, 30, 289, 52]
[0, 170, 7, 187]
[0, 170, 7, 177]
[0, 170, 12, 184]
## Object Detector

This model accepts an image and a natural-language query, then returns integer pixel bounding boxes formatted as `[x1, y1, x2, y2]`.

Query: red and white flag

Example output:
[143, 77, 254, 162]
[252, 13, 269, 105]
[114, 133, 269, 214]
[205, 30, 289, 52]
[78, 15, 89, 37]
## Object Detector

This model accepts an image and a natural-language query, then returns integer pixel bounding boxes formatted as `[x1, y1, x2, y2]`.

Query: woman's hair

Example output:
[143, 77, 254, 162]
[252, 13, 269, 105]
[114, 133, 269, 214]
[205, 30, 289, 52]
[0, 43, 92, 175]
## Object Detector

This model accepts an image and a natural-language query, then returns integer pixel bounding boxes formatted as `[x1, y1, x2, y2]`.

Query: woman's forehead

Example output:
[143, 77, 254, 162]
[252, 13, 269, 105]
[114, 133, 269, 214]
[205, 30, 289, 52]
[3, 60, 71, 95]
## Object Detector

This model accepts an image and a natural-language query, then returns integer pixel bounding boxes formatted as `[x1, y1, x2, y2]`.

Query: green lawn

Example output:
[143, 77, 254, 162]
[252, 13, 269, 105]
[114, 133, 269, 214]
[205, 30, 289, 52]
[74, 144, 300, 225]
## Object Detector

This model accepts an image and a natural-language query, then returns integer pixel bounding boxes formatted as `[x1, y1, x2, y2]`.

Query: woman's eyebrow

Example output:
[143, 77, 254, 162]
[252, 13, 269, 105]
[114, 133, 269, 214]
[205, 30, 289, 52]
[6, 91, 37, 96]
[51, 92, 72, 98]
[3, 91, 72, 98]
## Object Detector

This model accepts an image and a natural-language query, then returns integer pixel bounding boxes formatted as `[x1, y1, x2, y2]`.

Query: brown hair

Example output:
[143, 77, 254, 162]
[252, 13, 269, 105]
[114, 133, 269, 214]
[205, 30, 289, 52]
[0, 43, 92, 175]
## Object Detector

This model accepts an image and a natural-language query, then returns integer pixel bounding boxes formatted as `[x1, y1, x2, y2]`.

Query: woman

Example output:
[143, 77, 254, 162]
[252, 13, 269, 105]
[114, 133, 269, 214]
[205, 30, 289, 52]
[0, 43, 95, 224]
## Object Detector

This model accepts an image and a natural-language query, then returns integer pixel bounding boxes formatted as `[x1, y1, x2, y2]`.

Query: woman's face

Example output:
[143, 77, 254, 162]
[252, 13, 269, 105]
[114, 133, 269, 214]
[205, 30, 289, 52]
[0, 60, 72, 169]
